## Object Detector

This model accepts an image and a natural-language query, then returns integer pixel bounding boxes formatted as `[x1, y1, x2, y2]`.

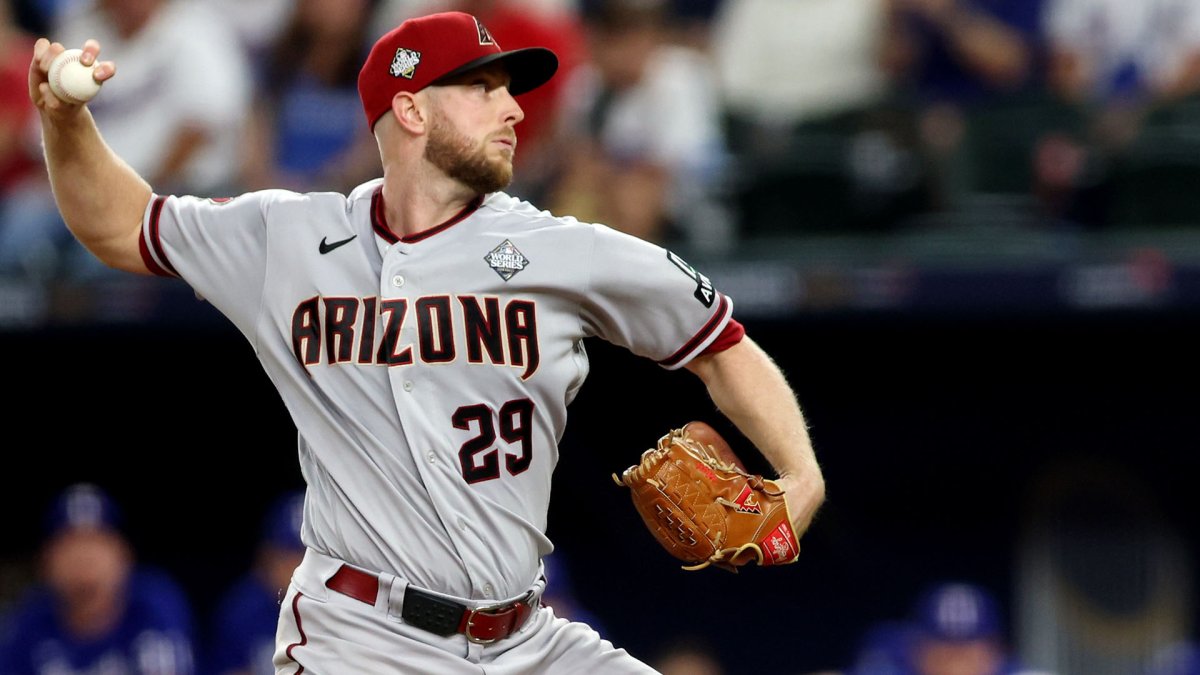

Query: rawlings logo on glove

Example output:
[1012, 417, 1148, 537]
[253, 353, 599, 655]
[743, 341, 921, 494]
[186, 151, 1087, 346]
[612, 421, 800, 572]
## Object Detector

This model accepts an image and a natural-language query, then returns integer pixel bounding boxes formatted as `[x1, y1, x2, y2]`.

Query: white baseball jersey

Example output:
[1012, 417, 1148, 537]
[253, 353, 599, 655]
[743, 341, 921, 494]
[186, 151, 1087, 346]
[139, 178, 733, 602]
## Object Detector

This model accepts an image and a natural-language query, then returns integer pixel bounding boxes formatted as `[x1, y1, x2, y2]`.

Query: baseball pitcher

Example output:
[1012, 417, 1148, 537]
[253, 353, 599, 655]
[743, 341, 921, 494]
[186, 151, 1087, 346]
[28, 10, 825, 673]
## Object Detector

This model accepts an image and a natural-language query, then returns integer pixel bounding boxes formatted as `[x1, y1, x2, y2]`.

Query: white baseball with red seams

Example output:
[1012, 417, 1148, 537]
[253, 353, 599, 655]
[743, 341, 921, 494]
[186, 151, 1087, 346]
[47, 48, 102, 103]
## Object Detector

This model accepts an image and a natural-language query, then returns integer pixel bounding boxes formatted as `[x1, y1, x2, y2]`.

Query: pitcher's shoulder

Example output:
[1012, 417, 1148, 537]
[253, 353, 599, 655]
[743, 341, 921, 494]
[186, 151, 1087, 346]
[481, 192, 595, 233]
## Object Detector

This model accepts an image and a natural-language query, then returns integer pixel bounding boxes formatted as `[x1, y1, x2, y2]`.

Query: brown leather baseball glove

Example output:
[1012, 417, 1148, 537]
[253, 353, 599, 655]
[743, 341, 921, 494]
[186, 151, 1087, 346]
[612, 421, 800, 572]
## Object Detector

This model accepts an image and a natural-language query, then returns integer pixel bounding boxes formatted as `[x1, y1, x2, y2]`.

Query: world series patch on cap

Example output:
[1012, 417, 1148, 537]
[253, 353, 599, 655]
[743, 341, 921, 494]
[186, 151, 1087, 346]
[358, 11, 559, 130]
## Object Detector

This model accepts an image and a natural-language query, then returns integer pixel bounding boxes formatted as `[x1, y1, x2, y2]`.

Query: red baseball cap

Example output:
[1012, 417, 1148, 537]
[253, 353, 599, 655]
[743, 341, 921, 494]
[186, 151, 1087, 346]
[358, 11, 559, 130]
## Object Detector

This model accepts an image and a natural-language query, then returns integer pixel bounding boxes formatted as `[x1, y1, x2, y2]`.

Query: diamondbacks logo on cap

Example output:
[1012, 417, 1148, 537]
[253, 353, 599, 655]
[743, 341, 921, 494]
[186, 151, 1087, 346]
[390, 47, 422, 79]
[484, 239, 529, 281]
[475, 17, 496, 46]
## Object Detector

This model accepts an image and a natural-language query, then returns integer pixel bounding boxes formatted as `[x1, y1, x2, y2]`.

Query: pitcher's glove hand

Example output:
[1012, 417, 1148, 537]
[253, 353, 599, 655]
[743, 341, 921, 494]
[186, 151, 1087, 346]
[612, 421, 800, 572]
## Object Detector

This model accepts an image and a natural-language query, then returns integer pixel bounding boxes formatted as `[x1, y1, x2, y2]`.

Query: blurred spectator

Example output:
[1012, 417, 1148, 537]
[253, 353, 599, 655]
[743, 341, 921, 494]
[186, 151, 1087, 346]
[240, 0, 382, 194]
[8, 0, 83, 35]
[881, 0, 1045, 209]
[848, 620, 919, 675]
[712, 0, 888, 134]
[663, 0, 723, 51]
[204, 0, 295, 63]
[54, 0, 251, 195]
[370, 0, 579, 38]
[848, 582, 1053, 675]
[908, 581, 1047, 675]
[710, 0, 915, 236]
[548, 0, 733, 251]
[0, 483, 196, 674]
[207, 490, 306, 675]
[0, 0, 36, 195]
[1037, 0, 1200, 229]
[883, 0, 1043, 104]
[0, 0, 252, 280]
[0, 0, 52, 280]
[1045, 0, 1200, 111]
[367, 0, 442, 40]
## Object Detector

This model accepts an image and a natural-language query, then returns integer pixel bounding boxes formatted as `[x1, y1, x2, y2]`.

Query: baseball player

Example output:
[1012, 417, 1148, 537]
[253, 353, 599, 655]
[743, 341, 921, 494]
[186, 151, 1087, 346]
[28, 10, 825, 673]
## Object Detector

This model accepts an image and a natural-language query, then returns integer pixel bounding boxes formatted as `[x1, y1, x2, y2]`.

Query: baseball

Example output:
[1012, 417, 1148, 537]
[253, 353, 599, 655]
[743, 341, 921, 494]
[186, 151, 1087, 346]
[683, 420, 746, 471]
[47, 48, 102, 104]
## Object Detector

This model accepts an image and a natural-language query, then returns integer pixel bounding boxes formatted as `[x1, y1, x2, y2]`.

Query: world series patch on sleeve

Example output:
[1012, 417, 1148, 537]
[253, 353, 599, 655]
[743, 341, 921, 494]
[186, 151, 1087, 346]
[613, 421, 800, 572]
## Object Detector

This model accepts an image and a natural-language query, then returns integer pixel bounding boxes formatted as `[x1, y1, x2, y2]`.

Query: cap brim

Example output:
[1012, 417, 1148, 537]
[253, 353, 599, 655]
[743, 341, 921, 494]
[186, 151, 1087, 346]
[431, 47, 559, 96]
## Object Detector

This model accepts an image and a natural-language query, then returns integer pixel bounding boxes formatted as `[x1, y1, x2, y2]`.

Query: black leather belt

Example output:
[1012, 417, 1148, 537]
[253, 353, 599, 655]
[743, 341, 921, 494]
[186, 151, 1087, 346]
[325, 564, 536, 644]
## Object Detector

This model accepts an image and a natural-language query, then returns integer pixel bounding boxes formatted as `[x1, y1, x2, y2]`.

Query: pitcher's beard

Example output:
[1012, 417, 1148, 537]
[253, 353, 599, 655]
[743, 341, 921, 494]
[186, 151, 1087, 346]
[426, 110, 514, 194]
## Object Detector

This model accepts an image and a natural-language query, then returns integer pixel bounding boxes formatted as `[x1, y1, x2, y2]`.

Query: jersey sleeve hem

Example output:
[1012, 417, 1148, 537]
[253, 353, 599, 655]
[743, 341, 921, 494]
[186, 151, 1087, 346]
[138, 195, 179, 278]
[656, 293, 733, 370]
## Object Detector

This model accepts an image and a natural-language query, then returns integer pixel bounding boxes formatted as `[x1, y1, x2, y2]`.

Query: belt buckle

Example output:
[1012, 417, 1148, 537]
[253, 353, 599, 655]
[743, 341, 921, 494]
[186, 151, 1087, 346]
[463, 605, 501, 645]
[463, 591, 534, 645]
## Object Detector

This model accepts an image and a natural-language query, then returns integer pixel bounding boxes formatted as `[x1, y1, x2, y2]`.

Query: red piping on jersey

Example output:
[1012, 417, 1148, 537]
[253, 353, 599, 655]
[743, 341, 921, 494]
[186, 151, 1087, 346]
[370, 189, 397, 244]
[370, 187, 484, 244]
[658, 294, 730, 368]
[285, 592, 308, 674]
[139, 196, 178, 278]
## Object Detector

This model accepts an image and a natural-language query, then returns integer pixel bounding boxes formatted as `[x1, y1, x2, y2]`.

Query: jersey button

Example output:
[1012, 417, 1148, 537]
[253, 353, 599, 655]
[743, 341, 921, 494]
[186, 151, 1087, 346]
[483, 583, 494, 597]
[403, 381, 414, 392]
[427, 452, 436, 464]
[391, 274, 405, 288]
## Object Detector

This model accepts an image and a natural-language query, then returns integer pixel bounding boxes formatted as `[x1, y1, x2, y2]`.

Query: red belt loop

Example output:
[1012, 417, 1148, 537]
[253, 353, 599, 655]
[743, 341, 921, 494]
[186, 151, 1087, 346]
[325, 565, 379, 605]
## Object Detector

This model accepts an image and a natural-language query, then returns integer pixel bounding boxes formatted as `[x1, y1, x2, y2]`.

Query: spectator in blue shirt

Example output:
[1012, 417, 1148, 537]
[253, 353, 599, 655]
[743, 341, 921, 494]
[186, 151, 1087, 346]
[0, 483, 196, 675]
[206, 490, 306, 675]
[881, 0, 1047, 208]
[848, 620, 920, 675]
[908, 581, 1047, 675]
[849, 582, 1052, 675]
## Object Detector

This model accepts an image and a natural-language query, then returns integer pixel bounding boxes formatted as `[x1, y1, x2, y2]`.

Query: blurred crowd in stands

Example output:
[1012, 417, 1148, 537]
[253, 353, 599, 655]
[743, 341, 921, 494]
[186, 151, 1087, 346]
[0, 0, 1199, 281]
[3, 482, 1198, 675]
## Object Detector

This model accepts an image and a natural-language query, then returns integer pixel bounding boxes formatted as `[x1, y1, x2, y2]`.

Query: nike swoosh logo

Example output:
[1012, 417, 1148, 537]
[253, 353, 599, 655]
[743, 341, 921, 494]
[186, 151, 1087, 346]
[319, 235, 358, 255]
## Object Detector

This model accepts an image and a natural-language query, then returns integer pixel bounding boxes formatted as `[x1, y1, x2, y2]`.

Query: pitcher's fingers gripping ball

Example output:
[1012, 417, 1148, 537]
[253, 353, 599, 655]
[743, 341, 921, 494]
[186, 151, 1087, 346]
[47, 48, 102, 103]
[613, 421, 800, 572]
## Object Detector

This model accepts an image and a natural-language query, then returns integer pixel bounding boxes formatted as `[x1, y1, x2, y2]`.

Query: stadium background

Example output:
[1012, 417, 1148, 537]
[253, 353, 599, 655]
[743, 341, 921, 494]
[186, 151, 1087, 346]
[1, 303, 1196, 672]
[3, 0, 1200, 672]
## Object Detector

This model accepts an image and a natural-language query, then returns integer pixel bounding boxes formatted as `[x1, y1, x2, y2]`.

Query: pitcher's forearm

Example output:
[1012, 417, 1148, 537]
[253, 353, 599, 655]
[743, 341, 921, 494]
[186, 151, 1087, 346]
[687, 338, 820, 479]
[42, 108, 153, 273]
[686, 338, 826, 535]
[32, 38, 152, 274]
